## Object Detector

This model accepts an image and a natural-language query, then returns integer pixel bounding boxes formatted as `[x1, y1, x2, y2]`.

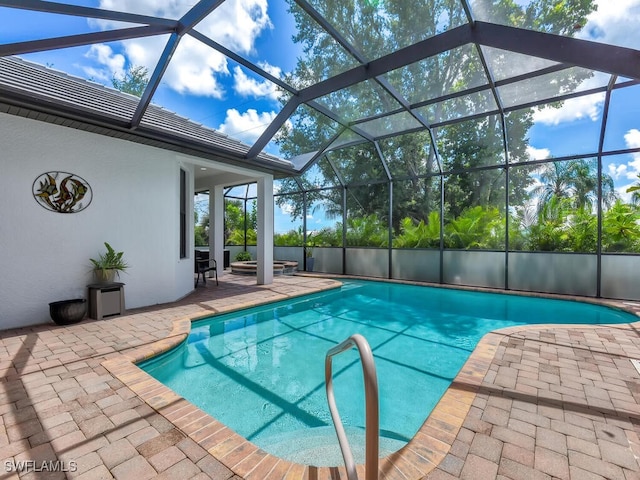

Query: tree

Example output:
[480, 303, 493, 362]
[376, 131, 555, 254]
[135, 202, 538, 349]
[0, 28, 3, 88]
[527, 195, 573, 251]
[221, 198, 259, 247]
[194, 211, 209, 246]
[274, 227, 304, 246]
[530, 159, 615, 214]
[626, 173, 640, 205]
[515, 159, 617, 252]
[112, 65, 149, 97]
[224, 199, 246, 246]
[602, 200, 640, 252]
[276, 0, 597, 247]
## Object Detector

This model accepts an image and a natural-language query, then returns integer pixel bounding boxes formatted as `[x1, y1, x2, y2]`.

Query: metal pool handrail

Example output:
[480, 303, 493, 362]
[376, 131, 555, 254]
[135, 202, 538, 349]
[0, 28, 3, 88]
[325, 334, 379, 480]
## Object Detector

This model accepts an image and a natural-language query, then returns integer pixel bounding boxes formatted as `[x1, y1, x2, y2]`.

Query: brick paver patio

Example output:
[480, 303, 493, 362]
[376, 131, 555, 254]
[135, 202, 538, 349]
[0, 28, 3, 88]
[2, 274, 640, 479]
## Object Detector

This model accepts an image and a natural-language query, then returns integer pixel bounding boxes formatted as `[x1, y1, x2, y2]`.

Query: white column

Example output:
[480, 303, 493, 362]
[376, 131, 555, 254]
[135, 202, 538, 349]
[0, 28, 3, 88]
[210, 184, 225, 277]
[257, 175, 274, 285]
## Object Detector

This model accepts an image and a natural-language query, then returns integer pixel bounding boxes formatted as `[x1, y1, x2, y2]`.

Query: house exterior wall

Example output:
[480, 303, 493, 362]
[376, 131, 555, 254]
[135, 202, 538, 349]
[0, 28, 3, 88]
[0, 113, 196, 330]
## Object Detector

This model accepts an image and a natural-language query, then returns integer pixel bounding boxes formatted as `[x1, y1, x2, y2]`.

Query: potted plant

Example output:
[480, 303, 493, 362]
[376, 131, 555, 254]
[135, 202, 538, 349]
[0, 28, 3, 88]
[90, 242, 129, 284]
[304, 241, 315, 272]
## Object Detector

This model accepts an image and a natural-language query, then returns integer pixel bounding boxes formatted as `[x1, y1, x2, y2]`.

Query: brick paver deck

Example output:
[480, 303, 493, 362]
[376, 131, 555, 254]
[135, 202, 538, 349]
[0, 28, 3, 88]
[2, 274, 640, 479]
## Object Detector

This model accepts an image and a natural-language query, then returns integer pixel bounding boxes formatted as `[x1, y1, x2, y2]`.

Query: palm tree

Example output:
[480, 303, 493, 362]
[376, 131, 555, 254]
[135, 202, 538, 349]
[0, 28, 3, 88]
[532, 161, 576, 211]
[626, 173, 640, 205]
[533, 159, 616, 213]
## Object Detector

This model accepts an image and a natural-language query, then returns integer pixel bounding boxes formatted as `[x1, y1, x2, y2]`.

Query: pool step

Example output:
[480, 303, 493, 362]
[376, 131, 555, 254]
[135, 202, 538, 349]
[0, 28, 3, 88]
[255, 426, 406, 467]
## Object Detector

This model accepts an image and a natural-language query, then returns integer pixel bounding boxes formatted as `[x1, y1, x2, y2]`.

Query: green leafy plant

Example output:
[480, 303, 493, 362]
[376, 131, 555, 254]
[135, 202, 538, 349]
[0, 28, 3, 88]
[274, 227, 304, 246]
[235, 251, 252, 261]
[346, 214, 388, 247]
[393, 212, 441, 248]
[226, 228, 257, 246]
[312, 227, 342, 247]
[602, 200, 640, 252]
[444, 206, 504, 250]
[90, 242, 128, 280]
[304, 242, 314, 258]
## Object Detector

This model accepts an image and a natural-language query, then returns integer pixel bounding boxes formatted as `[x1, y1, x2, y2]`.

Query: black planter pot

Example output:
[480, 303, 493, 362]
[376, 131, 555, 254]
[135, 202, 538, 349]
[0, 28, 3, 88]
[49, 299, 87, 325]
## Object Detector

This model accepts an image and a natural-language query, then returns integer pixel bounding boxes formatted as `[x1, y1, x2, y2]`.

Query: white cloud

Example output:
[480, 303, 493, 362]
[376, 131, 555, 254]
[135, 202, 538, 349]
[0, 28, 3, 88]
[280, 203, 294, 215]
[577, 0, 640, 50]
[625, 129, 640, 149]
[608, 163, 628, 180]
[233, 66, 279, 100]
[90, 0, 272, 97]
[606, 129, 640, 194]
[616, 184, 635, 204]
[531, 0, 640, 126]
[532, 92, 605, 126]
[526, 146, 550, 161]
[84, 35, 230, 98]
[218, 108, 277, 144]
[258, 62, 284, 79]
[164, 36, 229, 97]
[95, 0, 190, 19]
[624, 129, 640, 177]
[82, 44, 125, 82]
[123, 38, 159, 69]
[202, 0, 272, 55]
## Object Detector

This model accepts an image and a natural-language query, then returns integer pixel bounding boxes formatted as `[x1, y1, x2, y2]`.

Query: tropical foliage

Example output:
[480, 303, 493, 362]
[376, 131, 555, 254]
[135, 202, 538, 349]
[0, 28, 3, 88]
[90, 242, 129, 277]
[194, 0, 640, 256]
[393, 212, 441, 248]
[194, 210, 208, 246]
[602, 201, 640, 252]
[212, 187, 640, 254]
[264, 0, 628, 254]
[626, 174, 640, 205]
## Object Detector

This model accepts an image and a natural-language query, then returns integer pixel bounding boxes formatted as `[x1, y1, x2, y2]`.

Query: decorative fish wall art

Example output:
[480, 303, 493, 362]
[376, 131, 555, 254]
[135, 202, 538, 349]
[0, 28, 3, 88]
[32, 171, 92, 213]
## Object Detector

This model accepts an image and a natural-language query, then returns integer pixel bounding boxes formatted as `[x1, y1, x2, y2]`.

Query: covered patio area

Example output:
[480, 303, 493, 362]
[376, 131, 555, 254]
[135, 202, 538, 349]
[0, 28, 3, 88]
[1, 275, 640, 479]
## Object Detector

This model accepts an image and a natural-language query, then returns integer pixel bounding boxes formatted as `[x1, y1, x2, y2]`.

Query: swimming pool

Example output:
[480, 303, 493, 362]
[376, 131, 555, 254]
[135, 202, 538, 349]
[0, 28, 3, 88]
[140, 279, 636, 465]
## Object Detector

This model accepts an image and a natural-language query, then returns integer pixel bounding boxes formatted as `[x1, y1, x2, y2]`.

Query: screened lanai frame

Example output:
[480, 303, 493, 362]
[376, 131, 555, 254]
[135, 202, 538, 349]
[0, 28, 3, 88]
[2, 0, 640, 300]
[220, 75, 640, 299]
[1, 1, 639, 168]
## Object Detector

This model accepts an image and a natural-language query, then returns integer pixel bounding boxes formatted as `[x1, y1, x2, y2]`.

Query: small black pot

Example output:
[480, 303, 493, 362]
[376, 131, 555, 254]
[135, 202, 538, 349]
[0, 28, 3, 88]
[49, 299, 87, 325]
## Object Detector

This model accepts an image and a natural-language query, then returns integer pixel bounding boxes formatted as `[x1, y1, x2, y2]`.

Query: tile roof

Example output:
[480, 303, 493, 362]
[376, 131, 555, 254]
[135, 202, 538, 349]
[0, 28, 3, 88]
[0, 56, 293, 171]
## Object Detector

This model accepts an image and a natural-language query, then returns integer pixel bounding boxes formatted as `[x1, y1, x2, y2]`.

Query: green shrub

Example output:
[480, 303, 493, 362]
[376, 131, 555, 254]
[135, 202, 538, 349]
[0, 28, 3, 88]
[235, 251, 252, 261]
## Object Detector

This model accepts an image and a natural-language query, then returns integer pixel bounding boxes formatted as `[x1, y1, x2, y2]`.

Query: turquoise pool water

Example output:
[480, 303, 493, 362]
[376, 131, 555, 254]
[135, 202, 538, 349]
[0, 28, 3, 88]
[140, 280, 636, 465]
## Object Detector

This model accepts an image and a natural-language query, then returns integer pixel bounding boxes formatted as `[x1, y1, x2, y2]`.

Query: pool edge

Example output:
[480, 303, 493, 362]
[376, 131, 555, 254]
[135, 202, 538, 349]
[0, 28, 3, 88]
[102, 276, 640, 479]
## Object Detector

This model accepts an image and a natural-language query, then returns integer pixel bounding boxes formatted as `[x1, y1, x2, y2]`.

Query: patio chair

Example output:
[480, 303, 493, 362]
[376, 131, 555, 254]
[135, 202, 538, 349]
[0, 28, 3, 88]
[195, 251, 218, 287]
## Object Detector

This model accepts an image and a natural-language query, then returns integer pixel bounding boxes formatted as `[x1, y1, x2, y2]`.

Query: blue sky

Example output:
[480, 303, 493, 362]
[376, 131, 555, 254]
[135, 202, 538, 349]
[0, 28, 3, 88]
[1, 0, 301, 150]
[2, 0, 640, 232]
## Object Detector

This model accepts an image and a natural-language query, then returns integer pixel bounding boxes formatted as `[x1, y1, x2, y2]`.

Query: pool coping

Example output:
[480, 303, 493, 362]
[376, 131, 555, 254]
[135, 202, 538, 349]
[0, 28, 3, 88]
[102, 277, 640, 480]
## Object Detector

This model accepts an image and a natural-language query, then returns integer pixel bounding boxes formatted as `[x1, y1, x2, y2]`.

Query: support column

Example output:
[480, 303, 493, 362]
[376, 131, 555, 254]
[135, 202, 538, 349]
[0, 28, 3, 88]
[210, 184, 225, 278]
[257, 175, 274, 285]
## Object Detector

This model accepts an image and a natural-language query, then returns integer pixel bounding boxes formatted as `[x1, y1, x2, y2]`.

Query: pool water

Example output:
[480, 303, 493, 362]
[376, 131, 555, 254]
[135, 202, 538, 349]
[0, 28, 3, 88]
[140, 280, 635, 465]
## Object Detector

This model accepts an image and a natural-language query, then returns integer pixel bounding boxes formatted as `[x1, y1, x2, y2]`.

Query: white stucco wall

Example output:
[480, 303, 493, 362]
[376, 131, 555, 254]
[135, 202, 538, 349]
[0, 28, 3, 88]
[0, 113, 196, 329]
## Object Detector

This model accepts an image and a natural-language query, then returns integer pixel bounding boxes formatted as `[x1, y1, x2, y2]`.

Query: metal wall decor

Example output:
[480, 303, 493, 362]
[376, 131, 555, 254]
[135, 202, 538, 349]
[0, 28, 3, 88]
[32, 171, 92, 213]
